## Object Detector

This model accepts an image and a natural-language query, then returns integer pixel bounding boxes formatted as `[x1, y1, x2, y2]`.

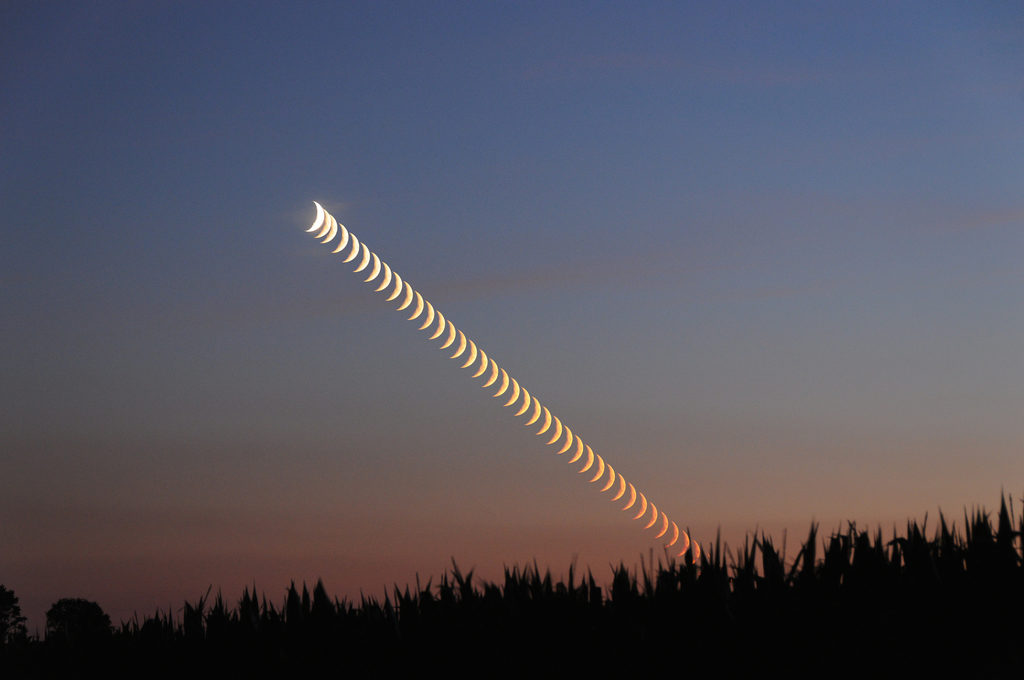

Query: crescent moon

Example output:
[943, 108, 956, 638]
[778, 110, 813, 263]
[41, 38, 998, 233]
[588, 455, 605, 483]
[643, 505, 659, 530]
[450, 331, 467, 359]
[353, 243, 371, 273]
[439, 320, 457, 349]
[309, 201, 325, 233]
[691, 541, 701, 562]
[461, 340, 478, 369]
[407, 291, 425, 320]
[428, 312, 446, 340]
[331, 220, 351, 254]
[418, 301, 435, 330]
[666, 522, 680, 548]
[535, 407, 552, 436]
[578, 445, 594, 473]
[654, 513, 670, 539]
[621, 482, 637, 509]
[600, 465, 616, 492]
[545, 416, 563, 445]
[471, 350, 488, 378]
[342, 233, 360, 263]
[321, 214, 338, 243]
[493, 370, 510, 397]
[675, 530, 690, 557]
[363, 253, 382, 283]
[555, 426, 573, 454]
[397, 282, 415, 311]
[567, 436, 584, 463]
[524, 398, 542, 426]
[513, 388, 531, 416]
[502, 378, 520, 406]
[482, 360, 500, 388]
[611, 476, 627, 502]
[386, 272, 403, 301]
[374, 262, 393, 292]
[632, 493, 648, 520]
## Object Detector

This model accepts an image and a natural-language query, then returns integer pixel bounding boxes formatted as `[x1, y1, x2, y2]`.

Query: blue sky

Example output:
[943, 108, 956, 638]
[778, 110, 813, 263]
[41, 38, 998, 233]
[2, 1, 1022, 630]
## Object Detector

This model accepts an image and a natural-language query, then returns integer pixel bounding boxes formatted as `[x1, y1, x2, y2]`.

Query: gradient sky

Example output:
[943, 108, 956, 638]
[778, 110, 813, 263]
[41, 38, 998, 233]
[2, 1, 1022, 632]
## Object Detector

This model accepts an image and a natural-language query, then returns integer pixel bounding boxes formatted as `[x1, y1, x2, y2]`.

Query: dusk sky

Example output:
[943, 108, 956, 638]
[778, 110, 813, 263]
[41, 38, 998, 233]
[3, 1, 1022, 632]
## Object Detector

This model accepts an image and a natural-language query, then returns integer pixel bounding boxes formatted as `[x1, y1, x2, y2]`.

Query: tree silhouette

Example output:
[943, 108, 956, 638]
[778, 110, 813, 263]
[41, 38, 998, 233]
[0, 585, 27, 646]
[45, 598, 111, 646]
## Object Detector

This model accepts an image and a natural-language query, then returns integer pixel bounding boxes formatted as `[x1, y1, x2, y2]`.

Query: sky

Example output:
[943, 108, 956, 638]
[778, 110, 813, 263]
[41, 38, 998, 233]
[2, 1, 1022, 632]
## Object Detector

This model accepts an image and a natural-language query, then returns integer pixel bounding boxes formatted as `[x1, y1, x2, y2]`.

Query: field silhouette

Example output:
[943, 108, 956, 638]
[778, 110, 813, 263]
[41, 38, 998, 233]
[2, 497, 1022, 677]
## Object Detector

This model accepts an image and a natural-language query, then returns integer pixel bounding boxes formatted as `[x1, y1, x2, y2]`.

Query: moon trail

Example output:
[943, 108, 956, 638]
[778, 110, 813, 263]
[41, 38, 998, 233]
[305, 202, 697, 560]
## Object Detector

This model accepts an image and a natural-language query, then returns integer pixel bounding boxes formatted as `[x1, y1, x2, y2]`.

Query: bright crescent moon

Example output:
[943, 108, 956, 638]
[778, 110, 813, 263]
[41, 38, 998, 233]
[364, 253, 382, 282]
[342, 233, 360, 263]
[643, 505, 659, 530]
[611, 476, 627, 502]
[600, 465, 616, 492]
[397, 282, 415, 311]
[674, 529, 690, 557]
[513, 388, 531, 416]
[578, 445, 594, 473]
[439, 321, 457, 349]
[493, 369, 510, 397]
[621, 482, 637, 509]
[654, 513, 670, 539]
[450, 331, 467, 359]
[666, 522, 680, 548]
[309, 201, 325, 233]
[418, 301, 435, 330]
[633, 493, 647, 520]
[314, 213, 331, 239]
[588, 455, 605, 483]
[524, 398, 542, 426]
[407, 291, 425, 320]
[428, 311, 446, 339]
[545, 416, 563, 445]
[471, 350, 488, 378]
[555, 426, 573, 454]
[567, 436, 584, 463]
[353, 243, 371, 273]
[461, 340, 478, 369]
[386, 272, 403, 301]
[374, 262, 393, 292]
[502, 378, 520, 406]
[691, 541, 701, 562]
[482, 360, 500, 388]
[321, 214, 338, 243]
[331, 220, 351, 254]
[535, 407, 552, 436]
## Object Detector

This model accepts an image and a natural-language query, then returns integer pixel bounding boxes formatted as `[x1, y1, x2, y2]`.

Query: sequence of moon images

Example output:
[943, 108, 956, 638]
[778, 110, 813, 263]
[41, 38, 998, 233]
[307, 201, 699, 560]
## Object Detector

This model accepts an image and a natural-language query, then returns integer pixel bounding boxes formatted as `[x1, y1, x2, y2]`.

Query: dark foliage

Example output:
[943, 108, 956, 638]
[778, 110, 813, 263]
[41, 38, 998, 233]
[3, 497, 1023, 677]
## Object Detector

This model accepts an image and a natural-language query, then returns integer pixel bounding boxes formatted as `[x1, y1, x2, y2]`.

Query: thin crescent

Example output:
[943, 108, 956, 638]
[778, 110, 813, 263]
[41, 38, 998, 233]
[374, 262, 393, 292]
[654, 513, 670, 539]
[675, 529, 690, 557]
[588, 455, 605, 483]
[418, 301, 435, 330]
[428, 311, 446, 339]
[482, 360, 500, 388]
[397, 282, 415, 311]
[471, 350, 488, 378]
[461, 340, 478, 369]
[555, 426, 573, 454]
[353, 243, 371, 273]
[535, 407, 552, 436]
[524, 398, 542, 426]
[621, 483, 637, 509]
[545, 417, 563, 445]
[578, 445, 594, 473]
[439, 320, 457, 349]
[643, 505, 659, 530]
[567, 436, 584, 463]
[386, 272, 403, 301]
[408, 292, 425, 320]
[331, 221, 351, 254]
[493, 370, 510, 397]
[600, 465, 616, 492]
[450, 331, 467, 359]
[321, 214, 338, 243]
[691, 541, 702, 562]
[363, 253, 382, 283]
[309, 201, 325, 233]
[502, 378, 520, 406]
[342, 233, 360, 263]
[314, 212, 331, 239]
[513, 388, 531, 416]
[632, 493, 648, 520]
[611, 476, 626, 502]
[666, 522, 680, 548]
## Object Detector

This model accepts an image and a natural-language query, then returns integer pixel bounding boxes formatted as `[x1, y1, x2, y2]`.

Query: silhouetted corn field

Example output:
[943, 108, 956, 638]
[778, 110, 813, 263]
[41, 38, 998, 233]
[3, 498, 1023, 677]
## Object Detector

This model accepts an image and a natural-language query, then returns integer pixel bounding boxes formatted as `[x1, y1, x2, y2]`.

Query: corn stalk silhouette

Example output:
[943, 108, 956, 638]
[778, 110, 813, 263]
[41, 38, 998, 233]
[306, 202, 699, 560]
